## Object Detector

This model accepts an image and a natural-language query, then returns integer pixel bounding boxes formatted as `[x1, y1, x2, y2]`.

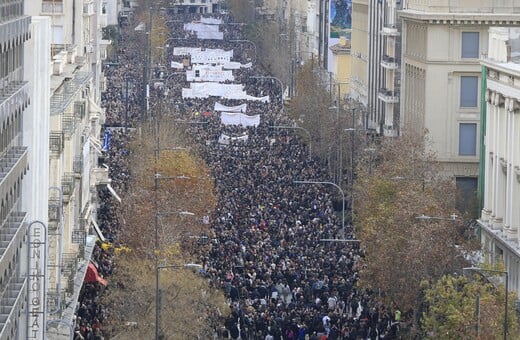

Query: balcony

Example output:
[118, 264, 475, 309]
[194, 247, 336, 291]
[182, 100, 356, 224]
[0, 212, 27, 265]
[381, 55, 399, 70]
[62, 115, 77, 137]
[73, 156, 83, 175]
[378, 88, 400, 103]
[0, 276, 26, 339]
[74, 101, 86, 119]
[92, 167, 110, 186]
[61, 173, 76, 202]
[42, 1, 64, 14]
[83, 1, 94, 16]
[381, 24, 400, 36]
[49, 131, 64, 155]
[0, 147, 28, 199]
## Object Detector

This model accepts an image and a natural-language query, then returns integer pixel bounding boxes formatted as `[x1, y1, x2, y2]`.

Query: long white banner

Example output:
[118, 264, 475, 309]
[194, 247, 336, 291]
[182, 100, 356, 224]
[197, 30, 224, 40]
[214, 102, 247, 112]
[220, 112, 260, 127]
[222, 61, 253, 69]
[184, 22, 220, 33]
[182, 83, 270, 102]
[201, 17, 223, 25]
[170, 61, 185, 69]
[173, 47, 201, 56]
[191, 50, 233, 64]
[186, 68, 234, 82]
[218, 133, 249, 145]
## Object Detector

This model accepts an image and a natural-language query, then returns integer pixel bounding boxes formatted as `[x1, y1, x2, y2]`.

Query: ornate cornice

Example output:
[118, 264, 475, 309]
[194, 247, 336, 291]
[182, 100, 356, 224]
[399, 10, 520, 26]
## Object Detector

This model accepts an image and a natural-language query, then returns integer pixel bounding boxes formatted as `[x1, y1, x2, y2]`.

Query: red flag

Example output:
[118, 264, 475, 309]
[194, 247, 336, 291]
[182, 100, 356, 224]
[85, 262, 108, 286]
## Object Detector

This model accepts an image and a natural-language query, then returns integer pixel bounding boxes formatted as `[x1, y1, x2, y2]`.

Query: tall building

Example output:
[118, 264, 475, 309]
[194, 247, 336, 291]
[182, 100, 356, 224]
[0, 1, 32, 338]
[351, 0, 401, 135]
[24, 0, 109, 338]
[479, 27, 520, 296]
[399, 1, 520, 210]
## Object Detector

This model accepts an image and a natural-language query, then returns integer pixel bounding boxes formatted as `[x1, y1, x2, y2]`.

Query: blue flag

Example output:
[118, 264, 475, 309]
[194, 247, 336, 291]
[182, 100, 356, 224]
[102, 130, 111, 152]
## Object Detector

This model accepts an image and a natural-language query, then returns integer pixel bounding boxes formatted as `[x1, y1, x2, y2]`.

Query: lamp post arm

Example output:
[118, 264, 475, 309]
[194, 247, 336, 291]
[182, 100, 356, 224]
[463, 266, 508, 340]
[294, 180, 345, 232]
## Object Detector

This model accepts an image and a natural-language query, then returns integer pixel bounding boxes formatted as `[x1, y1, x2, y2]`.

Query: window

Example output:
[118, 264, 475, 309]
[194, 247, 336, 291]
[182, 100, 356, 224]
[460, 76, 478, 107]
[461, 32, 479, 58]
[455, 177, 478, 217]
[52, 25, 64, 44]
[459, 123, 477, 156]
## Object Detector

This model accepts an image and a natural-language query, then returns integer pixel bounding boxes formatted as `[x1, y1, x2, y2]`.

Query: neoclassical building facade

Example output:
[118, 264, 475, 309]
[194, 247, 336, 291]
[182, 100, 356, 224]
[480, 27, 520, 296]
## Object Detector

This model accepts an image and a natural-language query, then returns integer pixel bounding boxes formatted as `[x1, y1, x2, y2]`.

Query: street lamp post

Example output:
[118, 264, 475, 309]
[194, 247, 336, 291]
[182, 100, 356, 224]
[294, 180, 345, 235]
[344, 125, 366, 212]
[250, 76, 284, 113]
[416, 214, 458, 272]
[463, 266, 509, 340]
[153, 174, 192, 250]
[155, 263, 202, 340]
[270, 125, 312, 159]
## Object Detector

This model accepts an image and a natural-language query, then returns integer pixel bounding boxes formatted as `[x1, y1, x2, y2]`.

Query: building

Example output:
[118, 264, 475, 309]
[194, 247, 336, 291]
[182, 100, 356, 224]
[0, 2, 32, 339]
[24, 0, 110, 338]
[399, 1, 520, 210]
[350, 0, 401, 135]
[329, 37, 352, 99]
[479, 27, 520, 296]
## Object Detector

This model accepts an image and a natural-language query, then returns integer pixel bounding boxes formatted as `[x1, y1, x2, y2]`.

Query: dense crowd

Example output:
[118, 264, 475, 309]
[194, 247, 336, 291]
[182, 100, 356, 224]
[72, 8, 401, 340]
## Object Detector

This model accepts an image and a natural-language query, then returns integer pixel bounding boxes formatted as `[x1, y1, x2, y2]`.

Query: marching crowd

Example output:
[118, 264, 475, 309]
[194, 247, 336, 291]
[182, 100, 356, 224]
[72, 9, 401, 340]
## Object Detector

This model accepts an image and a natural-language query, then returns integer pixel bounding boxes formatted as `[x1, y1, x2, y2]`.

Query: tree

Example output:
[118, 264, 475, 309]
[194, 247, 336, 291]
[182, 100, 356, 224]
[421, 274, 518, 339]
[228, 0, 256, 23]
[354, 128, 467, 324]
[102, 118, 226, 338]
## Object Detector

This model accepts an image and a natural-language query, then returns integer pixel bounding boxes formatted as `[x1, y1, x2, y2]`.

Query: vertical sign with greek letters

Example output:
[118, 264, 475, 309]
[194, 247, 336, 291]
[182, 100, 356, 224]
[27, 223, 46, 339]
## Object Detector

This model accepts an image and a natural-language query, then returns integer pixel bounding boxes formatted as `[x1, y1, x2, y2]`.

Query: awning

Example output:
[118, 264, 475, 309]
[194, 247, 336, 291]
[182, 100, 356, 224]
[107, 183, 122, 203]
[89, 136, 103, 155]
[134, 22, 145, 31]
[85, 262, 107, 286]
[88, 97, 104, 114]
[91, 219, 106, 242]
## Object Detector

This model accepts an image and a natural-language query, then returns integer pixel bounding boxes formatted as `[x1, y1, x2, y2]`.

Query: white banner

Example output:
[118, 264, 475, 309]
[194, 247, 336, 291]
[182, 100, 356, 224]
[170, 61, 184, 69]
[214, 102, 247, 112]
[242, 95, 270, 102]
[173, 47, 201, 56]
[186, 69, 234, 82]
[184, 22, 220, 33]
[182, 83, 270, 102]
[218, 133, 249, 145]
[191, 50, 233, 64]
[220, 112, 260, 127]
[201, 17, 223, 25]
[222, 61, 253, 69]
[197, 30, 224, 40]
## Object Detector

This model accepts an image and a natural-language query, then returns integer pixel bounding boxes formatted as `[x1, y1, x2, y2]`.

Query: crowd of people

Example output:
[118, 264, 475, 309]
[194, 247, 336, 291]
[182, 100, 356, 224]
[71, 8, 401, 340]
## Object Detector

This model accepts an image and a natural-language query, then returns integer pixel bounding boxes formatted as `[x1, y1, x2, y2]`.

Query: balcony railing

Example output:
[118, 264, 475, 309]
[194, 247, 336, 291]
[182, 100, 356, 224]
[381, 55, 399, 69]
[49, 132, 64, 154]
[62, 115, 76, 137]
[378, 88, 400, 103]
[61, 173, 75, 201]
[74, 101, 86, 119]
[48, 197, 60, 222]
[73, 157, 83, 174]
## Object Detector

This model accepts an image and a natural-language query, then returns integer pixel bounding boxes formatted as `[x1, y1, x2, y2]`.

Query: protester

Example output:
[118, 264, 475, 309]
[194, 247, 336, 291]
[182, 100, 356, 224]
[72, 9, 399, 340]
